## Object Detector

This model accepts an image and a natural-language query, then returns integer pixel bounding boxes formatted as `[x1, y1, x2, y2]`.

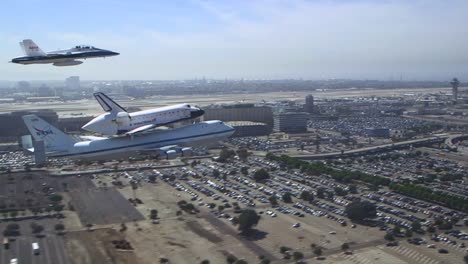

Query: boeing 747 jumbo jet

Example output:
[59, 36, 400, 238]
[11, 39, 119, 66]
[82, 92, 205, 135]
[23, 115, 234, 160]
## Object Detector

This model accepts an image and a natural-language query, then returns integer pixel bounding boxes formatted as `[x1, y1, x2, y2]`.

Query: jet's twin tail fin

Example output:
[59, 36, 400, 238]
[22, 115, 76, 152]
[93, 92, 127, 113]
[20, 39, 46, 56]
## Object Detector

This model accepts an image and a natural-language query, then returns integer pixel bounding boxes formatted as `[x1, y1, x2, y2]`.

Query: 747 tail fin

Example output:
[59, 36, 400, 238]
[22, 115, 76, 152]
[20, 39, 46, 56]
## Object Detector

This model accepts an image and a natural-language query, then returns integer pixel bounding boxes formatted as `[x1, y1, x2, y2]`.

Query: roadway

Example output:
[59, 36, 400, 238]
[291, 135, 449, 160]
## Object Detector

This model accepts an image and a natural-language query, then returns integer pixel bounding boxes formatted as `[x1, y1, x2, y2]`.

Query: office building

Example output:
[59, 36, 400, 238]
[273, 112, 309, 133]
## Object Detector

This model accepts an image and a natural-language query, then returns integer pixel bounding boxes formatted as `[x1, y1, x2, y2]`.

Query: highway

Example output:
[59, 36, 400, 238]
[292, 135, 449, 160]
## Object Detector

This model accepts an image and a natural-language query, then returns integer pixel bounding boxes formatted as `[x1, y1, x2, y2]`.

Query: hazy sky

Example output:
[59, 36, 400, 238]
[1, 0, 468, 81]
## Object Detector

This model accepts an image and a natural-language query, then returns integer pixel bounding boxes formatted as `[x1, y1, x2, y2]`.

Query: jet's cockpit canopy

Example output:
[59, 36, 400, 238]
[74, 45, 95, 50]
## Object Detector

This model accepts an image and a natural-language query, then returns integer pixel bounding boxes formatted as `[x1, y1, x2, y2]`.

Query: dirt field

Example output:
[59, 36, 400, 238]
[65, 228, 140, 264]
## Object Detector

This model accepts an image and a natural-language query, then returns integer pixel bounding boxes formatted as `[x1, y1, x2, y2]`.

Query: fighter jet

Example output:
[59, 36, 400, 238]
[22, 115, 234, 160]
[11, 39, 119, 66]
[82, 92, 205, 136]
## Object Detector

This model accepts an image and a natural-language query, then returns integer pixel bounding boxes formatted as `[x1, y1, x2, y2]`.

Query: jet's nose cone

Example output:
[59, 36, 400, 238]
[109, 51, 120, 56]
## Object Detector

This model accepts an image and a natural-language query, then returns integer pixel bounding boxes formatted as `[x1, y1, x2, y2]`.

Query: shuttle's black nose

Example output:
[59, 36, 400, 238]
[191, 109, 205, 118]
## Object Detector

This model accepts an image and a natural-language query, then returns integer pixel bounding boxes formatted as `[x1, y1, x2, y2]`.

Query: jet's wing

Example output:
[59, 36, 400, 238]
[125, 124, 156, 135]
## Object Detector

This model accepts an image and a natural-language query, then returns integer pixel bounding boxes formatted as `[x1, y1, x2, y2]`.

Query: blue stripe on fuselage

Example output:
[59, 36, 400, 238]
[50, 128, 234, 158]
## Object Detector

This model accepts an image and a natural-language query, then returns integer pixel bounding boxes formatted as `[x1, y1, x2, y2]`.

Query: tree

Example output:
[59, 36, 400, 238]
[236, 149, 250, 160]
[240, 167, 249, 175]
[226, 254, 238, 264]
[253, 169, 270, 182]
[213, 169, 220, 178]
[30, 222, 44, 234]
[150, 209, 158, 220]
[334, 187, 348, 196]
[200, 260, 210, 264]
[300, 191, 313, 202]
[148, 174, 156, 183]
[55, 223, 65, 232]
[269, 196, 278, 206]
[293, 251, 304, 261]
[405, 229, 413, 237]
[427, 225, 436, 233]
[53, 204, 64, 213]
[341, 243, 350, 250]
[345, 201, 376, 222]
[313, 247, 322, 256]
[384, 233, 395, 241]
[234, 260, 248, 264]
[317, 189, 325, 199]
[49, 194, 63, 203]
[9, 211, 18, 219]
[236, 209, 260, 235]
[3, 223, 20, 236]
[282, 192, 293, 203]
[348, 184, 358, 194]
[219, 148, 235, 162]
[411, 221, 421, 231]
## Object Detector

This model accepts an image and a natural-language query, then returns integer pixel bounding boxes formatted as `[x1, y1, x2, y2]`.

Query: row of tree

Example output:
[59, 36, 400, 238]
[266, 153, 390, 187]
[389, 183, 468, 212]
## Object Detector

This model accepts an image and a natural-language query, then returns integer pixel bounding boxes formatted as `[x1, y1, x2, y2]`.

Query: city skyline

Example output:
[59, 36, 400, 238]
[1, 0, 468, 81]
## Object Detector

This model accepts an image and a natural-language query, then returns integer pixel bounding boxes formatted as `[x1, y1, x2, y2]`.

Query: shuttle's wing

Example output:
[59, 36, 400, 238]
[125, 124, 156, 135]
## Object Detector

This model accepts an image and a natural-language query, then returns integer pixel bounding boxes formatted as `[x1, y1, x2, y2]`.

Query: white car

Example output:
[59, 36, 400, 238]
[329, 231, 337, 235]
[292, 223, 300, 228]
[10, 258, 18, 264]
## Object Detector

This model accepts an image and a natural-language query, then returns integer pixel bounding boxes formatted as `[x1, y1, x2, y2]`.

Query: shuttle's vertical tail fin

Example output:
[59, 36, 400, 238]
[22, 115, 76, 152]
[93, 92, 127, 113]
[20, 39, 46, 56]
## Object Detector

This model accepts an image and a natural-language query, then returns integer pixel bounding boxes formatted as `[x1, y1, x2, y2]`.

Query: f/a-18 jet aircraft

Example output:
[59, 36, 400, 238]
[23, 115, 234, 160]
[11, 39, 119, 66]
[82, 92, 205, 136]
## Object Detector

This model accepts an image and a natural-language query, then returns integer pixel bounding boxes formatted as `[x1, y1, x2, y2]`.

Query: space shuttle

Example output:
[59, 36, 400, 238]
[82, 92, 205, 136]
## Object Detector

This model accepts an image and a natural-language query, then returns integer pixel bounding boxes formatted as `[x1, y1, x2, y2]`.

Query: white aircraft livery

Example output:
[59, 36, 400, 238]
[82, 92, 205, 136]
[11, 39, 119, 66]
[23, 115, 234, 160]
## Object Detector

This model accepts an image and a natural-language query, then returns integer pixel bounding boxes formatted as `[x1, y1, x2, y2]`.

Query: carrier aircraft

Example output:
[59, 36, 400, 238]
[82, 92, 205, 136]
[11, 39, 119, 66]
[23, 115, 234, 160]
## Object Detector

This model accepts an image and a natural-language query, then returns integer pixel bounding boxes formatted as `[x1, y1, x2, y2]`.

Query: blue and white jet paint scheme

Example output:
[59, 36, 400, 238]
[82, 92, 205, 136]
[23, 115, 234, 160]
[11, 39, 119, 66]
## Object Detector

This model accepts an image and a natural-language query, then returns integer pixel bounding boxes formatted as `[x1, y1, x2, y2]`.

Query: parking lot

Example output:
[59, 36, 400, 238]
[0, 218, 69, 264]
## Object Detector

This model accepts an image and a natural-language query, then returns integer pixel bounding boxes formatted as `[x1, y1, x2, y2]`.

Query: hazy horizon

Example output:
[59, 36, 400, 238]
[1, 0, 468, 81]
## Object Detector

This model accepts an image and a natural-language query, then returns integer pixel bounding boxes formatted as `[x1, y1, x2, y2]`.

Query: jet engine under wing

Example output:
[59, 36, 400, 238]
[125, 124, 157, 135]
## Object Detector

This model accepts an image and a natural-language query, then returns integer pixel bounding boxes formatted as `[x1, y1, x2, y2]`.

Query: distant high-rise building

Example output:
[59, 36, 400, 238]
[17, 81, 31, 92]
[304, 95, 314, 113]
[37, 84, 54, 97]
[273, 112, 309, 133]
[450, 78, 460, 104]
[65, 76, 80, 90]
